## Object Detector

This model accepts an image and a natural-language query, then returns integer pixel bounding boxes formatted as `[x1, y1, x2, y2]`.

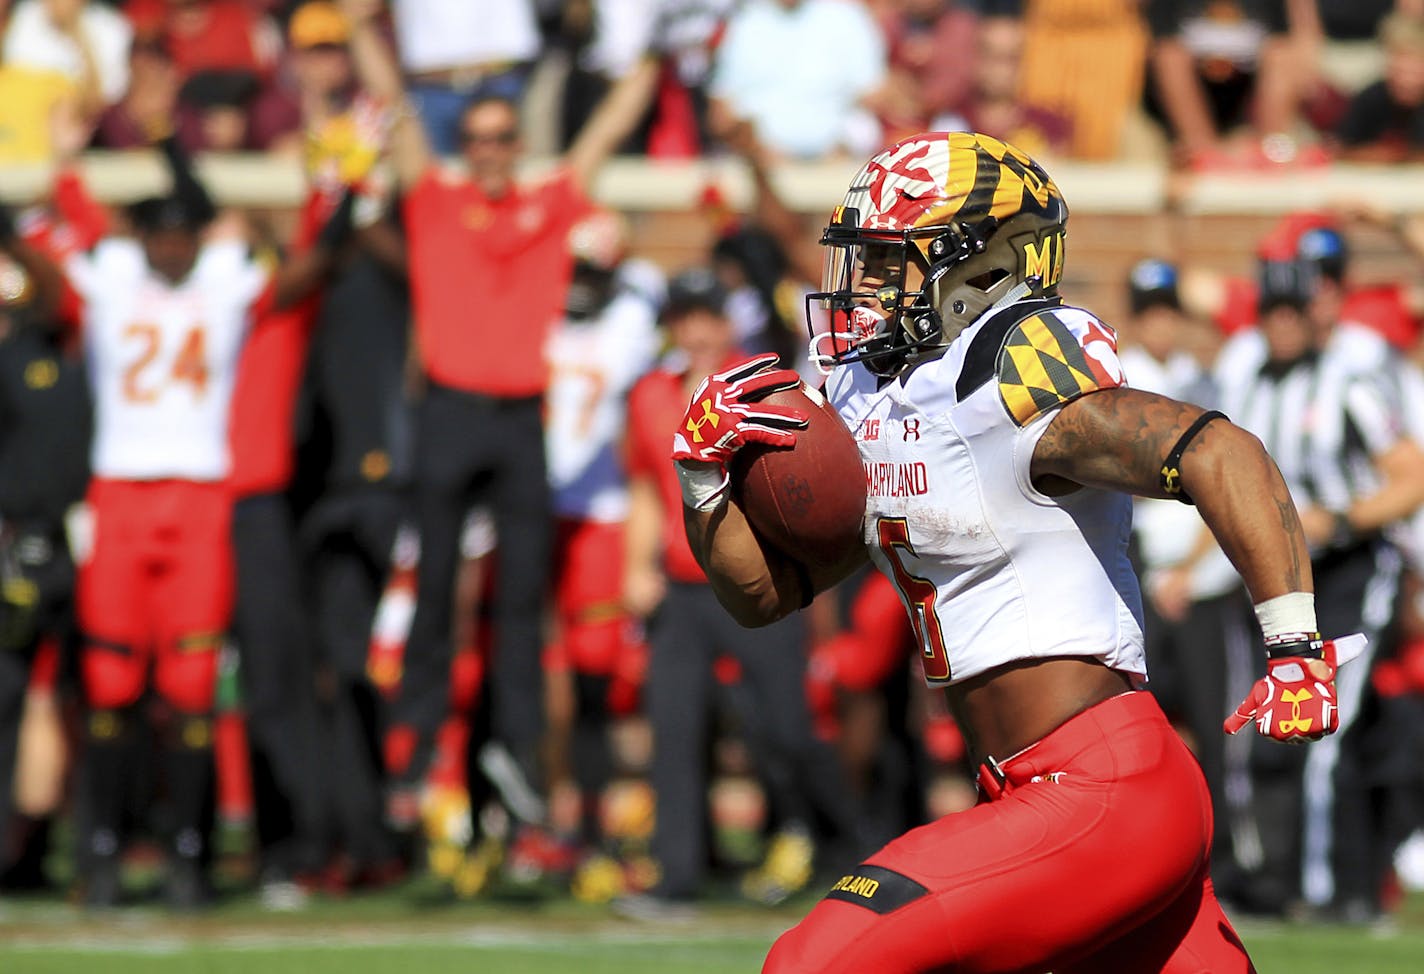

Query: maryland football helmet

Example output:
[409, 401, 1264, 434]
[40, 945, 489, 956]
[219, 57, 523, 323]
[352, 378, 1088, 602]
[808, 132, 1068, 376]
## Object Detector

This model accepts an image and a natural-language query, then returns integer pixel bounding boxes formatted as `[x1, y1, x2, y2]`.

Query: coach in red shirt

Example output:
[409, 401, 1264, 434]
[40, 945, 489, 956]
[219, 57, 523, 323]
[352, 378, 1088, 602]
[620, 270, 862, 913]
[342, 0, 659, 806]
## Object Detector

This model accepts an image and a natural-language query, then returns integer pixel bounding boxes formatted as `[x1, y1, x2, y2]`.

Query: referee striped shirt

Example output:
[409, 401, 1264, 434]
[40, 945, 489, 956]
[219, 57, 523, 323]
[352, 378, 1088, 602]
[1217, 340, 1401, 520]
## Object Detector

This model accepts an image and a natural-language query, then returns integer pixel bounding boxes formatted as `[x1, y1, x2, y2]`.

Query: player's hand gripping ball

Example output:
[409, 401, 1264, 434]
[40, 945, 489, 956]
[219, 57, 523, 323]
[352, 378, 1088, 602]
[671, 354, 867, 567]
[731, 382, 867, 568]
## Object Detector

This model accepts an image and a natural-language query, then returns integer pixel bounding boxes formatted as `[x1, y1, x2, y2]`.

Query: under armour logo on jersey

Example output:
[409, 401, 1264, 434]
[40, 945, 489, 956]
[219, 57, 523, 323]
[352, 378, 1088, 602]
[902, 419, 921, 442]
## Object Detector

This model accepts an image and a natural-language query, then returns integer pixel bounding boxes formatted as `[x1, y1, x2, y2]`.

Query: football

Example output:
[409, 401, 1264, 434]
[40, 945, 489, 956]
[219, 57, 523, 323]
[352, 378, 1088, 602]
[732, 384, 867, 567]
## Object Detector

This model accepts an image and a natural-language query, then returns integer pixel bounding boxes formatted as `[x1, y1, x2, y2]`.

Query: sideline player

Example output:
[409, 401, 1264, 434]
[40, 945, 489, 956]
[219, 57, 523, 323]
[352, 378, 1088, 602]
[542, 208, 660, 891]
[674, 132, 1356, 972]
[49, 182, 351, 908]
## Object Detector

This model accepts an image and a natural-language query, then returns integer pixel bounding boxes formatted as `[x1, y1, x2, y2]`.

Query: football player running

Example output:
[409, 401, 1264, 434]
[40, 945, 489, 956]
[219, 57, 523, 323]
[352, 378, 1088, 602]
[674, 132, 1357, 973]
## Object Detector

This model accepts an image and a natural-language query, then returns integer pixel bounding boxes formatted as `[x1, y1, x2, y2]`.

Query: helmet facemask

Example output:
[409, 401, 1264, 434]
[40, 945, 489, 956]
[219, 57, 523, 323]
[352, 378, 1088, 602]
[808, 209, 1059, 377]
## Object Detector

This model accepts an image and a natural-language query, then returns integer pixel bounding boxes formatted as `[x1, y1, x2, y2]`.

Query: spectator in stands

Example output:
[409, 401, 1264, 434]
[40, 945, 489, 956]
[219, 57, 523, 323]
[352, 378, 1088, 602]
[710, 0, 888, 160]
[178, 69, 262, 151]
[340, 0, 657, 842]
[389, 0, 541, 155]
[1013, 0, 1147, 161]
[556, 0, 738, 158]
[1146, 0, 1322, 168]
[96, 37, 182, 149]
[938, 15, 1071, 158]
[2, 0, 133, 116]
[245, 0, 361, 154]
[869, 0, 978, 142]
[0, 69, 78, 164]
[124, 0, 282, 82]
[1336, 11, 1424, 162]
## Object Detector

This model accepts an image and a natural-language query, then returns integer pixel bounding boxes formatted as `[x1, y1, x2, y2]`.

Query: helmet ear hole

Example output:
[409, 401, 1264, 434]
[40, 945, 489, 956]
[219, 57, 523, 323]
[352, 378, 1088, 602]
[965, 268, 1011, 292]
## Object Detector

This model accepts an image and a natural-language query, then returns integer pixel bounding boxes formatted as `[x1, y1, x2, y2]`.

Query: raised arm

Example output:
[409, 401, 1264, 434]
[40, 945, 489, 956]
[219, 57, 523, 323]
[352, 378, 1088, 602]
[1031, 387, 1311, 602]
[0, 203, 65, 324]
[270, 190, 357, 309]
[341, 0, 432, 188]
[563, 56, 661, 193]
[712, 110, 823, 288]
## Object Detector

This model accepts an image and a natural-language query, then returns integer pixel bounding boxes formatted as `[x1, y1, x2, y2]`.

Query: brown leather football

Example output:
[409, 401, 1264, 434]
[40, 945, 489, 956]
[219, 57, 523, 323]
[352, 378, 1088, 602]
[732, 384, 867, 567]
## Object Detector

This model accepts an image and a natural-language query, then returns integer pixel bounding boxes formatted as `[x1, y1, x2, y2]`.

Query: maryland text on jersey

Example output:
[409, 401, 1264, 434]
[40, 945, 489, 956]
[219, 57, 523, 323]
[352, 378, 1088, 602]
[827, 297, 1144, 688]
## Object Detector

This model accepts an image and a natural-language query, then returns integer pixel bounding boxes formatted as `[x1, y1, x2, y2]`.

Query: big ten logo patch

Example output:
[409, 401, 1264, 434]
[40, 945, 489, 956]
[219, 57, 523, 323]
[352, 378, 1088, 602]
[859, 418, 882, 442]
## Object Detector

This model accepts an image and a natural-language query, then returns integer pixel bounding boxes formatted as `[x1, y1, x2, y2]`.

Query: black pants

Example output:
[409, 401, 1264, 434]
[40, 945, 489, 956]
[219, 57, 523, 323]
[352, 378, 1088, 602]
[302, 489, 404, 866]
[1141, 586, 1255, 877]
[231, 493, 324, 876]
[392, 385, 552, 787]
[0, 519, 74, 871]
[648, 583, 858, 898]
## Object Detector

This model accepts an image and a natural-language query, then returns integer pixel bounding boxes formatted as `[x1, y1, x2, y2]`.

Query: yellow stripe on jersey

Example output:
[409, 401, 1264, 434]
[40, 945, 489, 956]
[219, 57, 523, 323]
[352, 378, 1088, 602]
[997, 311, 1107, 426]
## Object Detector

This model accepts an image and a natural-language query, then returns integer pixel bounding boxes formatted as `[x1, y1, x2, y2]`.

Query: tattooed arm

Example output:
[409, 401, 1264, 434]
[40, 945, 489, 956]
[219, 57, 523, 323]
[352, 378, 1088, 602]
[1032, 387, 1312, 602]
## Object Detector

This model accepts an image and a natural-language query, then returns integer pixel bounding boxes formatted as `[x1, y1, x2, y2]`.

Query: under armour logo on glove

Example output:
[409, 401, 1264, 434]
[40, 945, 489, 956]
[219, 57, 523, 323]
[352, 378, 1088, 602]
[671, 353, 808, 465]
[1224, 633, 1367, 743]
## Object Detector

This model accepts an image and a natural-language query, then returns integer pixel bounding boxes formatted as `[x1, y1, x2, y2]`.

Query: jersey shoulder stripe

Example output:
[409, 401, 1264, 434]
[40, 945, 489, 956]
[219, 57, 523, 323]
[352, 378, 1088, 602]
[997, 306, 1123, 427]
[954, 296, 1061, 402]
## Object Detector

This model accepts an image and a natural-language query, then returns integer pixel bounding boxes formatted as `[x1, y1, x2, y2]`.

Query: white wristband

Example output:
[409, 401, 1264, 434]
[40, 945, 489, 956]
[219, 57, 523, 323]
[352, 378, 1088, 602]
[1253, 592, 1317, 642]
[675, 461, 730, 512]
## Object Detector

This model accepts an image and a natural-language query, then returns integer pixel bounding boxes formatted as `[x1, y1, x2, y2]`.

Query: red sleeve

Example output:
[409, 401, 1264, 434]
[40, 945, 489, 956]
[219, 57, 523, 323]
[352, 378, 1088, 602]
[249, 277, 280, 323]
[51, 168, 110, 251]
[624, 380, 661, 480]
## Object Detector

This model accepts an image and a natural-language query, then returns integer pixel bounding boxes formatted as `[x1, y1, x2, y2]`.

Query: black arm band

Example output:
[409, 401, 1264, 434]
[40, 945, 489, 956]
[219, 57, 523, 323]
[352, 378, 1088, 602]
[793, 558, 815, 611]
[1159, 410, 1227, 505]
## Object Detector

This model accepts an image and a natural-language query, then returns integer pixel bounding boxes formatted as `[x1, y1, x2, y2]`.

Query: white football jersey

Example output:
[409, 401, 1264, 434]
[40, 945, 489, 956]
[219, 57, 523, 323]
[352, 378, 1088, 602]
[68, 239, 270, 482]
[545, 289, 660, 521]
[827, 299, 1146, 687]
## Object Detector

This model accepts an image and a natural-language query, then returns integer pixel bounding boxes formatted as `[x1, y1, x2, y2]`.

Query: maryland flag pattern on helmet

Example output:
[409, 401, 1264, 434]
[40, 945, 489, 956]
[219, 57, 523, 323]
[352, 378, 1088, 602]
[997, 308, 1124, 427]
[841, 132, 1064, 238]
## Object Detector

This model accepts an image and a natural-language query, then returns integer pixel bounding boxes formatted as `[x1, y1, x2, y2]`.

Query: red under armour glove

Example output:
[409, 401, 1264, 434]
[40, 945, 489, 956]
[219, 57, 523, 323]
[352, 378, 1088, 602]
[1224, 633, 1367, 742]
[671, 353, 808, 511]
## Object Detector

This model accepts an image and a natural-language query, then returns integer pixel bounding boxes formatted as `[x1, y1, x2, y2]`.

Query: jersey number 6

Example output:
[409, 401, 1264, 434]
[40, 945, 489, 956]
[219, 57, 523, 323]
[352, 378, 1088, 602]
[876, 517, 951, 683]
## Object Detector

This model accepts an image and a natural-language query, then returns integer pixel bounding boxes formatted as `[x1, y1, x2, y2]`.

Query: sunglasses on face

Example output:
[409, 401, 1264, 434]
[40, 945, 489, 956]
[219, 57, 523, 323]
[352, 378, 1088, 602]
[461, 128, 519, 147]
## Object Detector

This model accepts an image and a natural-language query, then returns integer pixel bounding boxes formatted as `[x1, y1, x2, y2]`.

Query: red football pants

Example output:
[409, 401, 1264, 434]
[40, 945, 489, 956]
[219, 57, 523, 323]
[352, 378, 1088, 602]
[79, 479, 235, 714]
[764, 691, 1255, 974]
[546, 518, 632, 676]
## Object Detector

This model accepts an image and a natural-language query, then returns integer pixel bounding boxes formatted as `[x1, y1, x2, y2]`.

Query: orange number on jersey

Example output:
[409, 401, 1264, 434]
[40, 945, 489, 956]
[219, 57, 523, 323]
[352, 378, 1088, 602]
[171, 325, 209, 397]
[876, 516, 951, 682]
[554, 363, 608, 438]
[121, 324, 161, 403]
[121, 323, 208, 403]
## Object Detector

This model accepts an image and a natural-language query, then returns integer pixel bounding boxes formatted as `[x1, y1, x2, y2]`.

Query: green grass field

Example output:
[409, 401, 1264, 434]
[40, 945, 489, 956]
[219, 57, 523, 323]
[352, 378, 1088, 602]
[3, 889, 1424, 973]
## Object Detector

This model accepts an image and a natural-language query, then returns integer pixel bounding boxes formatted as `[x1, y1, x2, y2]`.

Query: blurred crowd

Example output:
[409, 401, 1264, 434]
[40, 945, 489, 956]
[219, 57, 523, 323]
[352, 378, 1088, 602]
[2, 1, 1424, 167]
[1, 0, 1424, 931]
